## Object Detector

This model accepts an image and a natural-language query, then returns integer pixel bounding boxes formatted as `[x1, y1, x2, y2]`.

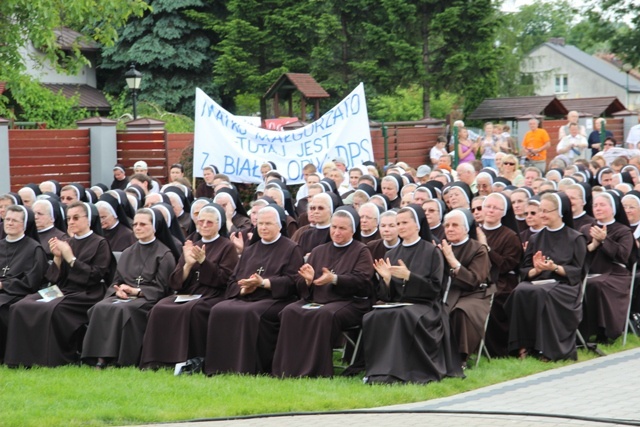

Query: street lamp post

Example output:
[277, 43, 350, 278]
[622, 63, 632, 108]
[125, 63, 143, 120]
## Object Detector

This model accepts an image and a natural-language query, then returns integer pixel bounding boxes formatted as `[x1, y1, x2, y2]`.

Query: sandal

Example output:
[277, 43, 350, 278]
[518, 348, 528, 360]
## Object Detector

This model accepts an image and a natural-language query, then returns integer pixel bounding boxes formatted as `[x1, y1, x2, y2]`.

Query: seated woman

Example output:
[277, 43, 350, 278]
[477, 193, 524, 357]
[204, 205, 304, 375]
[272, 206, 374, 377]
[363, 205, 463, 384]
[0, 206, 47, 361]
[505, 193, 587, 361]
[139, 203, 238, 368]
[81, 208, 179, 368]
[366, 211, 400, 261]
[32, 199, 68, 258]
[500, 154, 524, 187]
[5, 202, 113, 367]
[510, 188, 532, 233]
[520, 197, 544, 245]
[580, 191, 634, 342]
[214, 188, 251, 233]
[423, 199, 447, 242]
[565, 183, 595, 231]
[96, 194, 136, 252]
[439, 208, 492, 368]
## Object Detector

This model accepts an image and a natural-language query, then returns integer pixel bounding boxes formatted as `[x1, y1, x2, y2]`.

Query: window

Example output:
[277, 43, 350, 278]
[555, 74, 568, 93]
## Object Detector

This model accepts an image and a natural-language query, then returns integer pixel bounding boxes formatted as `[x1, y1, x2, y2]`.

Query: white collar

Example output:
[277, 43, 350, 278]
[430, 222, 442, 230]
[597, 219, 615, 226]
[261, 234, 282, 245]
[483, 222, 501, 231]
[545, 223, 566, 232]
[38, 225, 55, 233]
[515, 215, 526, 221]
[530, 226, 543, 233]
[315, 222, 331, 230]
[402, 237, 421, 247]
[384, 239, 401, 249]
[451, 236, 470, 246]
[108, 220, 119, 230]
[361, 228, 378, 238]
[74, 230, 94, 240]
[5, 234, 26, 243]
[202, 234, 220, 243]
[334, 238, 353, 248]
[573, 211, 586, 219]
[139, 237, 157, 245]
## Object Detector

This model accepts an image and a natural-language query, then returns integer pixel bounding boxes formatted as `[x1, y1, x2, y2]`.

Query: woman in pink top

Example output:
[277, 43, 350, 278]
[457, 128, 478, 164]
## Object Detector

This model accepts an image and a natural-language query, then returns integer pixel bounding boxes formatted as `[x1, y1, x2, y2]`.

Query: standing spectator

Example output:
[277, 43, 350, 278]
[479, 122, 500, 169]
[522, 118, 551, 173]
[588, 118, 613, 157]
[557, 123, 589, 162]
[558, 111, 587, 141]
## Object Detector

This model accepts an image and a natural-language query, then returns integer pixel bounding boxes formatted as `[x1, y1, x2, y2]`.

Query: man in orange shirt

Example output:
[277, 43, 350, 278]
[522, 118, 551, 173]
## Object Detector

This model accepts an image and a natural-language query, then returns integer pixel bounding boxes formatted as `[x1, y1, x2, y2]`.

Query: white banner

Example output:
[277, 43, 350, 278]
[193, 83, 374, 184]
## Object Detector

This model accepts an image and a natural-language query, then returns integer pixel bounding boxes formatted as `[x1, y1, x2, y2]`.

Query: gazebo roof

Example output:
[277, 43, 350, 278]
[468, 96, 568, 120]
[559, 96, 627, 117]
[263, 73, 330, 100]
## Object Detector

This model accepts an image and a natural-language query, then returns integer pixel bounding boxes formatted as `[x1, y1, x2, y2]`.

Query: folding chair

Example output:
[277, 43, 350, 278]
[623, 262, 637, 346]
[576, 273, 589, 350]
[333, 325, 363, 369]
[474, 292, 494, 368]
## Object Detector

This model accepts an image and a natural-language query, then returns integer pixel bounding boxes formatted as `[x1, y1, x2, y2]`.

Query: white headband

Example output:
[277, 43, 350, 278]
[95, 200, 117, 219]
[259, 206, 282, 231]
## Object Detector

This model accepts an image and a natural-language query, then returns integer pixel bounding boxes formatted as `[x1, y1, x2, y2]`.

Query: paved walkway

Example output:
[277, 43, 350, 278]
[130, 347, 640, 427]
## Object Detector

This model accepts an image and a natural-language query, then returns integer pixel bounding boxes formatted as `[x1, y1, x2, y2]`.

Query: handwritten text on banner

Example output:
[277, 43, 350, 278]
[193, 83, 373, 184]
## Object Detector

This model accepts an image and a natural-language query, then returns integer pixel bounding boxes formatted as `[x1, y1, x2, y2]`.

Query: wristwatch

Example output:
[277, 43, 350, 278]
[450, 263, 461, 276]
[69, 257, 77, 268]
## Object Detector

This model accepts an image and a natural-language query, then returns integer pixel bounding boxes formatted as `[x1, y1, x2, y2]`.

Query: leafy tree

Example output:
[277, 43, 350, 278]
[594, 0, 640, 66]
[0, 75, 88, 128]
[0, 0, 148, 76]
[367, 0, 502, 118]
[99, 0, 223, 116]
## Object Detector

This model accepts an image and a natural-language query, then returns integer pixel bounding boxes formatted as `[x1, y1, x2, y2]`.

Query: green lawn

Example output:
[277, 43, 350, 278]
[2, 335, 639, 427]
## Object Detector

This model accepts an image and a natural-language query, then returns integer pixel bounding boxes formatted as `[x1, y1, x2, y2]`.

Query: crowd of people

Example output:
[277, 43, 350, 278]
[0, 114, 639, 384]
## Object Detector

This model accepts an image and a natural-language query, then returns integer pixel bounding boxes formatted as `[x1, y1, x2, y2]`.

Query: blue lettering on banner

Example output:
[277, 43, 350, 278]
[194, 84, 373, 184]
[224, 156, 262, 178]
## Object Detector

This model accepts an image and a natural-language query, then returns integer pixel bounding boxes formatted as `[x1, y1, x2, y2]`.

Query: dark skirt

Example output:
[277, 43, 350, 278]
[272, 299, 367, 378]
[363, 303, 463, 384]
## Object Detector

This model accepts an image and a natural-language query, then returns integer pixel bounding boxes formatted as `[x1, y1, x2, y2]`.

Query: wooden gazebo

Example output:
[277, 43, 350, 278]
[262, 73, 330, 122]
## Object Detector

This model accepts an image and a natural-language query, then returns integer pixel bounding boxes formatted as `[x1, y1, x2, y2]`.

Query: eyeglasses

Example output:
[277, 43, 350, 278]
[66, 215, 87, 222]
[197, 219, 217, 227]
[471, 207, 482, 212]
[425, 208, 438, 213]
[502, 162, 516, 166]
[308, 206, 326, 211]
[526, 211, 538, 216]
